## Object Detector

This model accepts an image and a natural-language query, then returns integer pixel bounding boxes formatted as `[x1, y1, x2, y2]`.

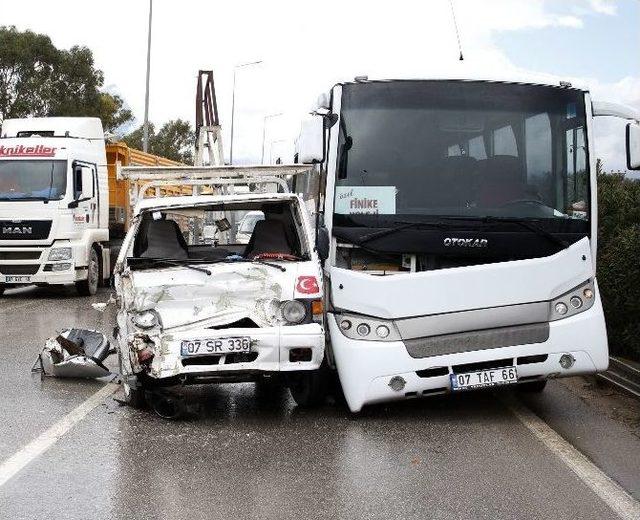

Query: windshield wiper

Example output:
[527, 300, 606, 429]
[356, 221, 444, 246]
[128, 257, 213, 275]
[235, 258, 287, 272]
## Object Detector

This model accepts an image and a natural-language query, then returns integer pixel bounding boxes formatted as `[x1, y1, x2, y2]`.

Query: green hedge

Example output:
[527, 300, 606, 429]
[597, 171, 640, 362]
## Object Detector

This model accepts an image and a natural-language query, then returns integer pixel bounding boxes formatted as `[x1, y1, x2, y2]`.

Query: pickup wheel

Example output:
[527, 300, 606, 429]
[118, 349, 146, 408]
[75, 247, 99, 296]
[288, 370, 328, 408]
[517, 380, 548, 393]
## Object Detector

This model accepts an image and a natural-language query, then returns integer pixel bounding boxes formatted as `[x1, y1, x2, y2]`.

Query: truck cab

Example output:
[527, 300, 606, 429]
[0, 117, 110, 296]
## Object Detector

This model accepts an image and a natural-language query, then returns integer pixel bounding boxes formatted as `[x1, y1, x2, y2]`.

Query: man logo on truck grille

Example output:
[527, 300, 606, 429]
[2, 226, 32, 235]
[443, 237, 488, 248]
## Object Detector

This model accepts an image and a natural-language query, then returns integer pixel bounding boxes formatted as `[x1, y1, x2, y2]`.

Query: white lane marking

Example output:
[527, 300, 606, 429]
[505, 395, 640, 520]
[0, 383, 118, 488]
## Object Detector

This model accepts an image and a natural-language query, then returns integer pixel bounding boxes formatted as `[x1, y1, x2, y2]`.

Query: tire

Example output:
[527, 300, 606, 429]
[76, 247, 99, 296]
[288, 369, 328, 408]
[517, 380, 547, 393]
[118, 349, 146, 408]
[0, 284, 5, 296]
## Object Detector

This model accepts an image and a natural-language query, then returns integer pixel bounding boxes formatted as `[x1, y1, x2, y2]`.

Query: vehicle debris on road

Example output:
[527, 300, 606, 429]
[33, 328, 112, 379]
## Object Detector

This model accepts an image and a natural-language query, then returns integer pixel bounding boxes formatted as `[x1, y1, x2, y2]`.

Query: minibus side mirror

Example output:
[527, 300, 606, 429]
[626, 122, 640, 170]
[316, 225, 330, 261]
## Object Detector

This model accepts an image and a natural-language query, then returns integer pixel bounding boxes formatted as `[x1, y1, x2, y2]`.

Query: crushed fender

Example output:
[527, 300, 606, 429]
[32, 328, 112, 379]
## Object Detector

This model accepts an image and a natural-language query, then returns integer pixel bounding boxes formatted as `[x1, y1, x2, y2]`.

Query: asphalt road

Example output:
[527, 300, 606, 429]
[1, 285, 639, 520]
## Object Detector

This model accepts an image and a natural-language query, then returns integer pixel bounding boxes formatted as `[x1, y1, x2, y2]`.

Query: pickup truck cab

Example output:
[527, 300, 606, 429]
[113, 191, 326, 409]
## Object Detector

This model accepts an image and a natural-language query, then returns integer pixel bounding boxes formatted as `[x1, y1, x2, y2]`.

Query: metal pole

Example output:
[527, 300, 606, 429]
[229, 60, 262, 165]
[229, 68, 237, 165]
[261, 113, 283, 164]
[142, 0, 153, 152]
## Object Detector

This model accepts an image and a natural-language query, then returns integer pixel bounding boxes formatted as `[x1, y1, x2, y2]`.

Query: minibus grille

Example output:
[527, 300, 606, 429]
[404, 322, 549, 359]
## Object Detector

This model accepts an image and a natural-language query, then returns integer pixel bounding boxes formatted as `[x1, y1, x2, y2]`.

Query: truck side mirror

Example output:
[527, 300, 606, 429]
[316, 225, 330, 261]
[69, 165, 95, 208]
[626, 122, 640, 170]
[73, 165, 83, 200]
[296, 116, 324, 164]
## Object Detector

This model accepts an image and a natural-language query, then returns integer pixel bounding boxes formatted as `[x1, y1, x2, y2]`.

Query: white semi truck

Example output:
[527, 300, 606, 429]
[295, 73, 640, 412]
[0, 117, 110, 296]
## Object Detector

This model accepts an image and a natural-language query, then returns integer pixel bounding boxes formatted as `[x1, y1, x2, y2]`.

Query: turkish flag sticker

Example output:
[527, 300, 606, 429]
[296, 276, 320, 295]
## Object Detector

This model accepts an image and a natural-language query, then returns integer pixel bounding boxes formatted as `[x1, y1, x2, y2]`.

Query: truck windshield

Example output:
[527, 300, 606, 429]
[334, 81, 589, 228]
[0, 160, 67, 201]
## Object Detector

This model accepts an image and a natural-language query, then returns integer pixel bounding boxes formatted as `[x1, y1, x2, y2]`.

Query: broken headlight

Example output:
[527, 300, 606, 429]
[131, 310, 159, 329]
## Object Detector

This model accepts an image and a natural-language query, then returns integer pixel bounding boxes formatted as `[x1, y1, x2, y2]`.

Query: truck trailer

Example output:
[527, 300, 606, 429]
[0, 117, 181, 296]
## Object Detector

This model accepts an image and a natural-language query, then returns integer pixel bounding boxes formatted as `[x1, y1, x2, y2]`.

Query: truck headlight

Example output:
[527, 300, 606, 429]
[131, 311, 159, 329]
[336, 313, 401, 342]
[280, 300, 307, 324]
[549, 280, 596, 321]
[48, 247, 72, 261]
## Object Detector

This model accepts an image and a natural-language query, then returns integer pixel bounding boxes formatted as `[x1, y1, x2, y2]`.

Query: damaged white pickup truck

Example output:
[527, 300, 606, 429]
[113, 190, 326, 410]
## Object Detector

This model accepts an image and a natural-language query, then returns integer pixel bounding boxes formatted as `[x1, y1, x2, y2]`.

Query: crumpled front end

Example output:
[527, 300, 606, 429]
[117, 262, 324, 384]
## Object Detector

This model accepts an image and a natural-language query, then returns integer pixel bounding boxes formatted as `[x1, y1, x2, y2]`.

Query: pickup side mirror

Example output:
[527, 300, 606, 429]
[626, 123, 640, 170]
[316, 225, 330, 261]
[296, 116, 324, 164]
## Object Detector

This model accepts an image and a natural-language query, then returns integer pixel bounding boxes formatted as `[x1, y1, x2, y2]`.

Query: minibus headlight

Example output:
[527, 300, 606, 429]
[356, 323, 371, 337]
[335, 313, 400, 342]
[555, 302, 568, 316]
[549, 280, 596, 321]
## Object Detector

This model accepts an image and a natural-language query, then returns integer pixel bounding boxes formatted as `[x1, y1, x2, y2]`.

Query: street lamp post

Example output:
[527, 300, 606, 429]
[142, 0, 153, 153]
[229, 60, 262, 164]
[261, 112, 283, 164]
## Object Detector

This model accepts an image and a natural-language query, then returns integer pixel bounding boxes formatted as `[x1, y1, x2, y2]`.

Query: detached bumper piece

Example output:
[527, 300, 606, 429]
[33, 328, 112, 379]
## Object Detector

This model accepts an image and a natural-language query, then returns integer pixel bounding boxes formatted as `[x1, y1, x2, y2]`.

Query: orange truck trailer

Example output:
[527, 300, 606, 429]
[106, 142, 183, 238]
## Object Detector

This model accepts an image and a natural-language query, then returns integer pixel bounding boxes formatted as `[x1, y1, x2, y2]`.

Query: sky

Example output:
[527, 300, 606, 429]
[2, 0, 638, 170]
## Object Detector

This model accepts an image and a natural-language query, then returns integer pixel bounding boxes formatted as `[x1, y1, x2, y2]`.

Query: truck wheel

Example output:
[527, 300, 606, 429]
[118, 349, 146, 408]
[0, 284, 5, 296]
[288, 370, 327, 408]
[76, 248, 99, 296]
[517, 380, 547, 393]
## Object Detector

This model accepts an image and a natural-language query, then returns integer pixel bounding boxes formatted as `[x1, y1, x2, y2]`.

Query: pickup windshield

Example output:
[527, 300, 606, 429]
[0, 160, 67, 201]
[128, 200, 308, 268]
[334, 81, 589, 231]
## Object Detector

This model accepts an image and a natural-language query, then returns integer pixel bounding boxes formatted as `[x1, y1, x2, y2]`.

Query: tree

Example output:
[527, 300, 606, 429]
[0, 26, 132, 132]
[596, 161, 640, 362]
[123, 119, 195, 164]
